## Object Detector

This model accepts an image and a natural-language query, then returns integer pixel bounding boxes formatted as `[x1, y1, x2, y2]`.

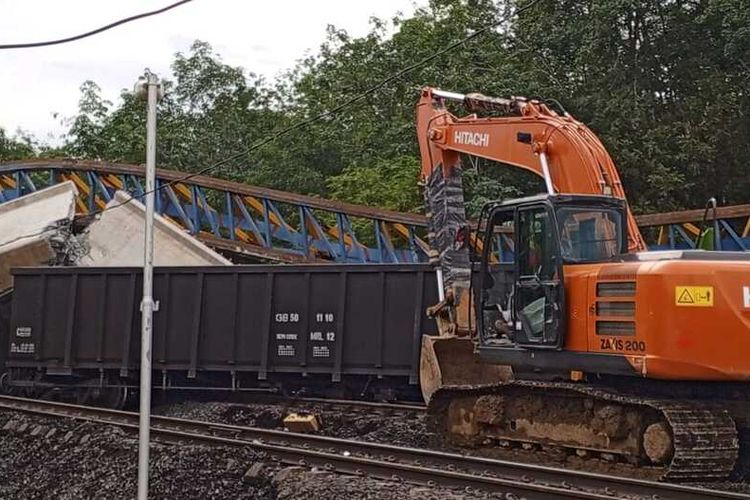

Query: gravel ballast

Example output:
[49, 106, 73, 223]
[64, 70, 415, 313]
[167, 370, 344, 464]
[0, 411, 274, 499]
[157, 399, 433, 448]
[0, 409, 509, 499]
[155, 398, 750, 494]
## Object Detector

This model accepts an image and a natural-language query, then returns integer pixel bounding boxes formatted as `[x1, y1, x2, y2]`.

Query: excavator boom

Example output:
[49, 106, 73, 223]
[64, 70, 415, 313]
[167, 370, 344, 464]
[416, 86, 645, 341]
[417, 87, 645, 252]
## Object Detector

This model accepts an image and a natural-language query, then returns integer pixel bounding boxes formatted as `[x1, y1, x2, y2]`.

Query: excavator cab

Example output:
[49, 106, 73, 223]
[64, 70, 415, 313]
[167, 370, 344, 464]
[420, 193, 627, 402]
[416, 87, 639, 403]
[476, 194, 627, 354]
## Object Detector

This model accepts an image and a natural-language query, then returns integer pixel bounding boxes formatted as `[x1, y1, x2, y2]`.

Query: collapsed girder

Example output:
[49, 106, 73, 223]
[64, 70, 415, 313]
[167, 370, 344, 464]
[0, 160, 430, 263]
[1, 159, 749, 264]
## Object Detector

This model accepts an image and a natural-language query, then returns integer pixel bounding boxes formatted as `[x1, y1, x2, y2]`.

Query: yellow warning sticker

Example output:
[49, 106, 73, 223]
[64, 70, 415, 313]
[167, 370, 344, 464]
[675, 286, 714, 307]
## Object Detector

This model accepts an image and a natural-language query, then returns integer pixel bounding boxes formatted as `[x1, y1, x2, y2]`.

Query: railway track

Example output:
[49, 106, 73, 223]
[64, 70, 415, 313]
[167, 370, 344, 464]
[223, 393, 427, 413]
[0, 395, 744, 499]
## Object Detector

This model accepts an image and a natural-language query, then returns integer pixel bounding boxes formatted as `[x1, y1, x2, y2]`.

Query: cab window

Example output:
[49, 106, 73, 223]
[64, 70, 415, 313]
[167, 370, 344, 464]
[556, 208, 622, 262]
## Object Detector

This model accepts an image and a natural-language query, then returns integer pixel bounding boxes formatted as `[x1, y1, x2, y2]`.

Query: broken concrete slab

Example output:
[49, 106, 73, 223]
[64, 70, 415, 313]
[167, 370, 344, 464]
[0, 181, 79, 290]
[80, 190, 231, 266]
[0, 181, 77, 245]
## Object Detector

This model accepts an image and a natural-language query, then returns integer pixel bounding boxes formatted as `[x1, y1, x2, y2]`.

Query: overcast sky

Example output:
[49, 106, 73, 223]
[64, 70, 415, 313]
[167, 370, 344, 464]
[0, 0, 424, 144]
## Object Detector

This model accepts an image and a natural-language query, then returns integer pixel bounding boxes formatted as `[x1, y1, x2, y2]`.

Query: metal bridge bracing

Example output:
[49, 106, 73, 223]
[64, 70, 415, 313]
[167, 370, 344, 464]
[637, 205, 750, 252]
[0, 160, 430, 263]
[1, 160, 750, 263]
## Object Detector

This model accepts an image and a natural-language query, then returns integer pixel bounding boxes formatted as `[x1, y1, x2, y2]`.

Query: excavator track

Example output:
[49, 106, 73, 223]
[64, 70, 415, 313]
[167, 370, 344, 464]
[428, 380, 739, 481]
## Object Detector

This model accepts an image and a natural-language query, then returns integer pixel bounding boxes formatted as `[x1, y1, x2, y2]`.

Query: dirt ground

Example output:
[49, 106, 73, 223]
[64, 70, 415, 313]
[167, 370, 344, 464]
[156, 400, 658, 477]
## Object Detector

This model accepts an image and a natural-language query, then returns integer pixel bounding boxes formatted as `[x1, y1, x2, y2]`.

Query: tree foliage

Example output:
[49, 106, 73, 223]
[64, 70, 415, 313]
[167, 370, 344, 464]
[5, 0, 749, 216]
[0, 129, 36, 161]
[327, 156, 423, 212]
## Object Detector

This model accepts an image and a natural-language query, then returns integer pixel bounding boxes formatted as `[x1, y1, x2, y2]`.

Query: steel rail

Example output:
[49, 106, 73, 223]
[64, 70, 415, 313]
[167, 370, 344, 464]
[0, 395, 743, 500]
[227, 394, 426, 412]
[281, 397, 426, 412]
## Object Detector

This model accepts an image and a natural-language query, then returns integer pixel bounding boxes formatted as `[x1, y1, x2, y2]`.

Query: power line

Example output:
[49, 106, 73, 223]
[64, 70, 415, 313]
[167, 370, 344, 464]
[0, 0, 194, 50]
[67, 0, 545, 224]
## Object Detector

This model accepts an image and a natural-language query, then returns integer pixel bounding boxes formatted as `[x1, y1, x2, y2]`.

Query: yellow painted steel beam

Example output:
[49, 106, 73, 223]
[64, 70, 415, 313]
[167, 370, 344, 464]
[743, 218, 750, 238]
[683, 223, 700, 237]
[391, 223, 430, 254]
[657, 226, 667, 246]
[105, 174, 124, 190]
[0, 175, 16, 189]
[243, 195, 290, 231]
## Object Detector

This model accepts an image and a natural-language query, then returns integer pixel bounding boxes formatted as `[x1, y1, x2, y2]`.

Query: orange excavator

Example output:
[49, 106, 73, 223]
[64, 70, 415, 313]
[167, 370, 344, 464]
[416, 87, 750, 480]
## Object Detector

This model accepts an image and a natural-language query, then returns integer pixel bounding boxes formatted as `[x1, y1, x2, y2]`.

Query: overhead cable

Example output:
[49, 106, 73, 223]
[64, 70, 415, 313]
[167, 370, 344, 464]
[0, 0, 194, 50]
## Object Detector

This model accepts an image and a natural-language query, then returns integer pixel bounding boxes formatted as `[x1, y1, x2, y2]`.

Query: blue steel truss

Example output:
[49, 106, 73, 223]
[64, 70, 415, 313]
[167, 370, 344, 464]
[2, 160, 750, 264]
[638, 207, 750, 252]
[0, 160, 430, 263]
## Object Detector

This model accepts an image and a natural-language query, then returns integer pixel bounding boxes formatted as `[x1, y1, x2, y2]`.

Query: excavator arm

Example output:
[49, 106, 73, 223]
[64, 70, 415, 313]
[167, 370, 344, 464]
[416, 87, 645, 335]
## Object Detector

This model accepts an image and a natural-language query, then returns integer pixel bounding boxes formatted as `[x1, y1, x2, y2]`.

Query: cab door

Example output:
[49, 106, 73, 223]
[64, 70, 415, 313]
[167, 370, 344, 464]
[513, 203, 565, 348]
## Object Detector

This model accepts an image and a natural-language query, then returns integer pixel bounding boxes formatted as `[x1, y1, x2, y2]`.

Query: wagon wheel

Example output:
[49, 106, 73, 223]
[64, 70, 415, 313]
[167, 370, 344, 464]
[99, 382, 130, 410]
[0, 372, 11, 395]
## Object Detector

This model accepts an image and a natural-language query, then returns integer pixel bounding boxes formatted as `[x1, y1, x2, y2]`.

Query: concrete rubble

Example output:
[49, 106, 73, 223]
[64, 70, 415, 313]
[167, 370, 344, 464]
[0, 186, 231, 291]
[0, 181, 82, 290]
[79, 190, 231, 267]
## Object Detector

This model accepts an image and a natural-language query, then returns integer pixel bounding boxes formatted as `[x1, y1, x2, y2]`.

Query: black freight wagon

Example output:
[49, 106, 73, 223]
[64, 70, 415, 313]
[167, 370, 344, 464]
[0, 290, 12, 377]
[3, 264, 439, 405]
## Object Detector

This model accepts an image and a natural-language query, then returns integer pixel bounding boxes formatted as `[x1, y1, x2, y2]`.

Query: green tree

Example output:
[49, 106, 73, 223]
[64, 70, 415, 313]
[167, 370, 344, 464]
[284, 0, 532, 212]
[0, 128, 37, 161]
[328, 156, 423, 213]
[47, 0, 750, 216]
[511, 0, 750, 211]
[64, 81, 111, 159]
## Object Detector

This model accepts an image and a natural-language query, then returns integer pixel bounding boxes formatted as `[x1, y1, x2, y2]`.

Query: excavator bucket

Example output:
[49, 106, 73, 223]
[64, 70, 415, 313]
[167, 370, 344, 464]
[419, 334, 513, 404]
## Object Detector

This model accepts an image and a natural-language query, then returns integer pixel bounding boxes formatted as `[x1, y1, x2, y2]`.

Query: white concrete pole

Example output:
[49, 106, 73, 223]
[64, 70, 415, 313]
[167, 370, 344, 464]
[135, 70, 161, 500]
